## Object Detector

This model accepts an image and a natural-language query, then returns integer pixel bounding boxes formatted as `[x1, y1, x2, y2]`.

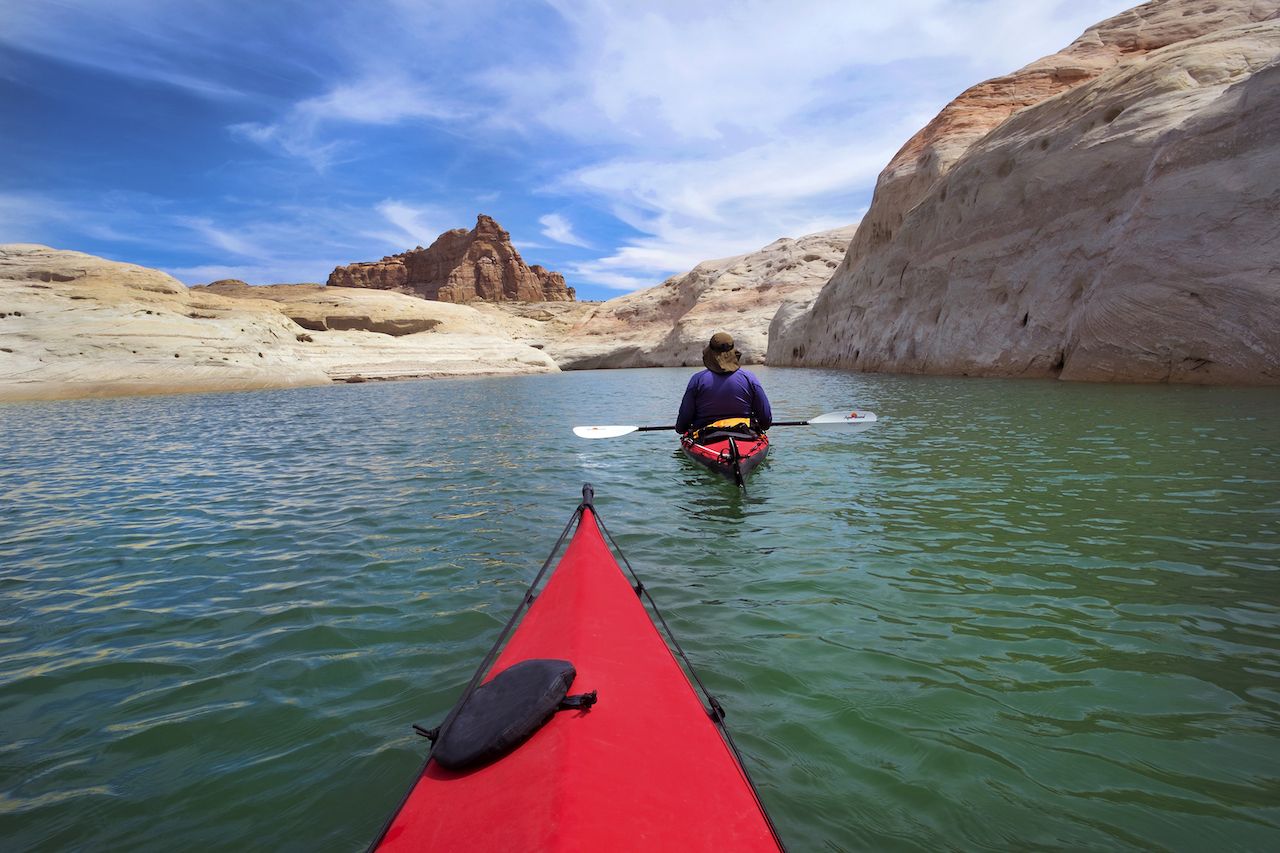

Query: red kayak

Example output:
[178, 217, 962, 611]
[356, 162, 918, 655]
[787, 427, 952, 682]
[372, 485, 782, 851]
[680, 420, 770, 487]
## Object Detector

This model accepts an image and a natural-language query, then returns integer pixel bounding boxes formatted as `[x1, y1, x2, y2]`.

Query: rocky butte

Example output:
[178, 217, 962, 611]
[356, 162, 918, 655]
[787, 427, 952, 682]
[769, 0, 1280, 385]
[328, 214, 575, 304]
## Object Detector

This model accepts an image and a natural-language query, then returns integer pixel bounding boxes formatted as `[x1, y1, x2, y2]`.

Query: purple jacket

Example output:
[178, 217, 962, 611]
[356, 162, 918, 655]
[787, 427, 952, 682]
[675, 368, 772, 433]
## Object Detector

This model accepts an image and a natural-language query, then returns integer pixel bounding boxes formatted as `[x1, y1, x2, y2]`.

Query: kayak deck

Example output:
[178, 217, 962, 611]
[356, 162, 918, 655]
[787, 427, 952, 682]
[373, 489, 781, 851]
[681, 429, 770, 486]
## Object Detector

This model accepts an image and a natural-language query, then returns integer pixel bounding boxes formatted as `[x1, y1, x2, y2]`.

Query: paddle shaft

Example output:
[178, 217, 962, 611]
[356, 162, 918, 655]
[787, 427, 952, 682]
[573, 411, 875, 438]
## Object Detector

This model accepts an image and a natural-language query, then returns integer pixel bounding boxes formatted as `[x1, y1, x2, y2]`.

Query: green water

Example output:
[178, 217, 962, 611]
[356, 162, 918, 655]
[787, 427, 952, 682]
[1, 368, 1277, 851]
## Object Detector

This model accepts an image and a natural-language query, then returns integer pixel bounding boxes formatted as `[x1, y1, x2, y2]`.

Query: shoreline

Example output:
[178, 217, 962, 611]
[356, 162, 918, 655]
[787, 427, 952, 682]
[7, 361, 1279, 408]
[0, 374, 331, 405]
[0, 365, 574, 405]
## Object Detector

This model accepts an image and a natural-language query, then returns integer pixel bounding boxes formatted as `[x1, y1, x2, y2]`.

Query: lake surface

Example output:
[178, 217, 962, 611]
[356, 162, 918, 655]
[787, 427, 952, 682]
[1, 367, 1278, 851]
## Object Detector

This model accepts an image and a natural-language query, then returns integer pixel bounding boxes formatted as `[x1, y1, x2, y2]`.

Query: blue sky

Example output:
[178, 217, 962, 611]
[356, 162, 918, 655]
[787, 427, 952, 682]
[1, 0, 1134, 300]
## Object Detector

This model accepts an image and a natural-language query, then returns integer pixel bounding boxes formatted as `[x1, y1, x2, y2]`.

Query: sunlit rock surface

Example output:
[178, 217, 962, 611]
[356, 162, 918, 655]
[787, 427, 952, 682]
[770, 0, 1280, 384]
[193, 279, 505, 336]
[540, 225, 856, 369]
[0, 245, 558, 402]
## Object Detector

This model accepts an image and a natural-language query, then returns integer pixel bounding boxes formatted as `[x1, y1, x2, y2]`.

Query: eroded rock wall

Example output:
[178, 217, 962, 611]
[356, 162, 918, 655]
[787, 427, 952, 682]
[770, 0, 1280, 384]
[544, 225, 855, 369]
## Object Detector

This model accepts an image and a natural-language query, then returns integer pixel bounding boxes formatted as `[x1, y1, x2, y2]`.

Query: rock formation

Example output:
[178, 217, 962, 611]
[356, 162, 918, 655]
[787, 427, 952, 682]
[530, 225, 856, 369]
[194, 279, 485, 336]
[0, 245, 558, 403]
[770, 0, 1280, 385]
[327, 214, 575, 303]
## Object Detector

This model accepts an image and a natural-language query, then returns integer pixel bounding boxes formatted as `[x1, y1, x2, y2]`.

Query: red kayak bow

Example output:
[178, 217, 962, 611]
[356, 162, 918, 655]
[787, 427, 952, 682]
[371, 485, 782, 851]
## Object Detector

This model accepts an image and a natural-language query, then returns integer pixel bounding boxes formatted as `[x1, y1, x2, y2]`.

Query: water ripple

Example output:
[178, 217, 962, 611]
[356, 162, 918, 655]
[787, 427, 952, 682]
[1, 372, 1278, 850]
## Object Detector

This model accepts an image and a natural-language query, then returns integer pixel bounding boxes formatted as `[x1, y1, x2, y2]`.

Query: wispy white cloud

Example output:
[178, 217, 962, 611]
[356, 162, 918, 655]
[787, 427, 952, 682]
[561, 265, 655, 293]
[487, 0, 1134, 145]
[232, 74, 464, 170]
[0, 190, 439, 283]
[6, 0, 1140, 294]
[565, 208, 860, 292]
[370, 200, 452, 249]
[165, 260, 348, 286]
[568, 132, 904, 227]
[553, 118, 909, 288]
[177, 217, 270, 259]
[170, 201, 454, 281]
[306, 76, 458, 125]
[478, 0, 1135, 290]
[0, 191, 163, 248]
[538, 213, 591, 248]
[229, 122, 347, 172]
[0, 192, 68, 243]
[0, 0, 253, 100]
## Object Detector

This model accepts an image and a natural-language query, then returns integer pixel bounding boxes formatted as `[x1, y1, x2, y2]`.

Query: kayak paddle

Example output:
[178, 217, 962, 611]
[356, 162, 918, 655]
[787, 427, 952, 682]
[572, 410, 877, 439]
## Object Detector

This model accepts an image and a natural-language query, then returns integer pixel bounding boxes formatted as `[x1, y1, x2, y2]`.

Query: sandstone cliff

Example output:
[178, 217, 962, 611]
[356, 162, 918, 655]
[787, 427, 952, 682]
[770, 0, 1280, 384]
[327, 214, 574, 303]
[529, 225, 855, 369]
[0, 245, 558, 402]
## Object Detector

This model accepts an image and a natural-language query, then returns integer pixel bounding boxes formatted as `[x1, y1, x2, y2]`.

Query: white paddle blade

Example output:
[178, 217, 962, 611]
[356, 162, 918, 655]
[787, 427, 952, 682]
[573, 425, 640, 439]
[808, 410, 878, 429]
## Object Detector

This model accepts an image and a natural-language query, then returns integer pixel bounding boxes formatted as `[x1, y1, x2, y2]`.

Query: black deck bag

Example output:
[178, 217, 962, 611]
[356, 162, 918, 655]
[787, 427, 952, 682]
[431, 658, 591, 771]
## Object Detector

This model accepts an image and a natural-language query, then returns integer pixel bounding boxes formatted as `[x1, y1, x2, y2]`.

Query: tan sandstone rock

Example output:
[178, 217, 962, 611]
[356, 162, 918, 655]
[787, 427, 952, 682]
[536, 225, 856, 369]
[327, 214, 574, 303]
[0, 245, 558, 402]
[770, 0, 1280, 384]
[467, 300, 599, 352]
[192, 279, 512, 336]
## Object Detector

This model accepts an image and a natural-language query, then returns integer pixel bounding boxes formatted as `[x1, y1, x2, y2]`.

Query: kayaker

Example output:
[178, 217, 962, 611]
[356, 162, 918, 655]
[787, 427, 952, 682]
[675, 332, 773, 435]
